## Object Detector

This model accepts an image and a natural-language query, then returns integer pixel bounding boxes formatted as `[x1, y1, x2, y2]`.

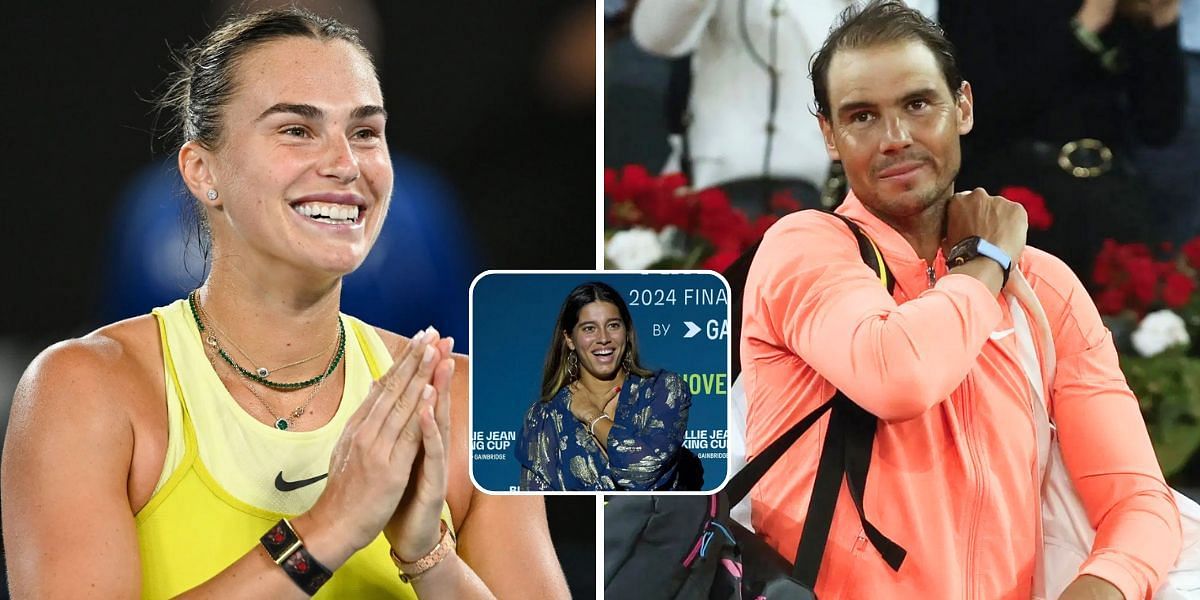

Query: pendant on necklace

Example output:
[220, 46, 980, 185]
[257, 367, 270, 378]
[275, 418, 289, 431]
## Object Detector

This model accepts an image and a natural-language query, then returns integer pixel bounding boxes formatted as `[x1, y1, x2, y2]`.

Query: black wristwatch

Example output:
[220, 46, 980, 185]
[947, 236, 1012, 288]
[261, 519, 333, 595]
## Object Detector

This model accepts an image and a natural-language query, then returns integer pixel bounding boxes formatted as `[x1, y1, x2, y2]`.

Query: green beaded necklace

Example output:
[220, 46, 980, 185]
[188, 291, 344, 391]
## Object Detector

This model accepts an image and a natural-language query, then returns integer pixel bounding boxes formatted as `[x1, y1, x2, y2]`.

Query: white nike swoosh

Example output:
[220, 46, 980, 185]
[990, 328, 1015, 340]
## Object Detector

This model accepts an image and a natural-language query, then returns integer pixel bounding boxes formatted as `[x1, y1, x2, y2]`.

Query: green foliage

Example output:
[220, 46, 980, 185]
[1122, 349, 1200, 477]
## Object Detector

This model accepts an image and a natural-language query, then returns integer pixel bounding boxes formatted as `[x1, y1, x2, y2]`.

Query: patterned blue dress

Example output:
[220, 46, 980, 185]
[516, 370, 692, 491]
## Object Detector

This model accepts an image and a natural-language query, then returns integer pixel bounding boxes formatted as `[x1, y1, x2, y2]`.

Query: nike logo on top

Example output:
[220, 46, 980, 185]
[989, 328, 1016, 341]
[275, 471, 329, 492]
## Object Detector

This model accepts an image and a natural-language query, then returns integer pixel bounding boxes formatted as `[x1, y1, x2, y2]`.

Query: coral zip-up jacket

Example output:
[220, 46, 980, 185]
[740, 193, 1180, 599]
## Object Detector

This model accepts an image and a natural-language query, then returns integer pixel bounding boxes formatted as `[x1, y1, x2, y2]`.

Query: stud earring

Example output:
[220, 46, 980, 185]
[206, 189, 218, 201]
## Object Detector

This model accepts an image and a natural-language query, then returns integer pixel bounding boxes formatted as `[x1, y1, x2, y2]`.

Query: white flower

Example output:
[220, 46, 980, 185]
[606, 227, 665, 270]
[1131, 309, 1191, 358]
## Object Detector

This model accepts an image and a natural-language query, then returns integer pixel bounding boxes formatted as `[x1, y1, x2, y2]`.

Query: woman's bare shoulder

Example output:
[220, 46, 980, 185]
[2, 315, 166, 597]
[13, 315, 163, 421]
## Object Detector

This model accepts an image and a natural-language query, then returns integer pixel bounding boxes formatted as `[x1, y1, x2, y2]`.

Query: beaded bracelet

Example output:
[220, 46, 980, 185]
[260, 519, 333, 595]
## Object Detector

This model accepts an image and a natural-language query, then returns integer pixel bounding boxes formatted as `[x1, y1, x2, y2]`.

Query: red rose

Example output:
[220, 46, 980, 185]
[695, 188, 753, 252]
[703, 249, 742, 273]
[770, 190, 802, 214]
[1124, 255, 1156, 306]
[704, 218, 751, 253]
[608, 164, 651, 201]
[1095, 286, 1127, 315]
[1182, 237, 1200, 270]
[607, 200, 640, 228]
[656, 194, 693, 231]
[1092, 239, 1119, 286]
[696, 186, 732, 215]
[1163, 271, 1196, 308]
[752, 214, 779, 240]
[999, 186, 1053, 230]
[1116, 242, 1151, 263]
[636, 176, 691, 231]
[606, 165, 660, 228]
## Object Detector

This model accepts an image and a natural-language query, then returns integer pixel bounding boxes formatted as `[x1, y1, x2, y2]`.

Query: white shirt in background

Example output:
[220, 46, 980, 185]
[633, 0, 938, 189]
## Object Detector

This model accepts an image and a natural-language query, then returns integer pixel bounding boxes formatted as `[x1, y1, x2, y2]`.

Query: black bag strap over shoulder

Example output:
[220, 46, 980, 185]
[722, 209, 906, 588]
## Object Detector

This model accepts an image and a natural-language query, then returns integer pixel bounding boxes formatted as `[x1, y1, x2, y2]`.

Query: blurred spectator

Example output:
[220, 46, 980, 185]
[631, 0, 938, 218]
[941, 0, 1185, 277]
[1131, 0, 1200, 245]
[605, 2, 676, 177]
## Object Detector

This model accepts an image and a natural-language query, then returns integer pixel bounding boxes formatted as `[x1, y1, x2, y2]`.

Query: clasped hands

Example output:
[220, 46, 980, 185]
[306, 326, 456, 569]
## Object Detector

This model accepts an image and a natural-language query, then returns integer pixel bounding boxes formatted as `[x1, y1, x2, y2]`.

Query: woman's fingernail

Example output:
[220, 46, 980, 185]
[412, 329, 426, 344]
[423, 384, 435, 401]
[445, 337, 455, 354]
[427, 326, 440, 339]
[423, 345, 436, 365]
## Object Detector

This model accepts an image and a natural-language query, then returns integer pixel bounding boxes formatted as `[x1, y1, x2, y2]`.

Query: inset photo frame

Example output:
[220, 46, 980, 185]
[470, 271, 731, 493]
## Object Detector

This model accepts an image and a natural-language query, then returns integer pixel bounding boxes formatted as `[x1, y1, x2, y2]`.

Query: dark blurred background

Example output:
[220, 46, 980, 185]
[0, 1, 597, 597]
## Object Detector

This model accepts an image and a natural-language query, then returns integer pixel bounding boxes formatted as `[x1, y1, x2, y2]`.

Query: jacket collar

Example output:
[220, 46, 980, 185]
[833, 191, 948, 298]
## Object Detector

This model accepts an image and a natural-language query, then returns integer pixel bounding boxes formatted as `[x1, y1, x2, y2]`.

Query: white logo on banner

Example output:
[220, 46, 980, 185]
[472, 430, 515, 461]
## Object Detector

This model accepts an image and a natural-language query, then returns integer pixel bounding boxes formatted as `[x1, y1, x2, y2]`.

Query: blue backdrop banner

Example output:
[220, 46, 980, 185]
[471, 271, 731, 492]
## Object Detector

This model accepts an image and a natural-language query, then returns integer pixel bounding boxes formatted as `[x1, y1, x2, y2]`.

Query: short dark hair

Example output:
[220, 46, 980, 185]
[539, 282, 653, 402]
[810, 0, 963, 120]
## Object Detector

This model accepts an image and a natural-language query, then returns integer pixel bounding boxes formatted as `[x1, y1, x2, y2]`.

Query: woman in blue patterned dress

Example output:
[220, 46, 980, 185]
[516, 281, 697, 491]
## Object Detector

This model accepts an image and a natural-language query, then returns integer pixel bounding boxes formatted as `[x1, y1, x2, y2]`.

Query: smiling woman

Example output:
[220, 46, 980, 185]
[171, 25, 392, 279]
[0, 7, 568, 599]
[516, 281, 700, 491]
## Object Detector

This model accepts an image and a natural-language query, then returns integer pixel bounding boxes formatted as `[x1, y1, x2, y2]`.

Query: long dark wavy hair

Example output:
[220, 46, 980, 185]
[539, 281, 653, 402]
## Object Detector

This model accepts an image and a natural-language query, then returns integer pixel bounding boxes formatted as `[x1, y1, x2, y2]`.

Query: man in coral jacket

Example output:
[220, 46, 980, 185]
[740, 1, 1182, 599]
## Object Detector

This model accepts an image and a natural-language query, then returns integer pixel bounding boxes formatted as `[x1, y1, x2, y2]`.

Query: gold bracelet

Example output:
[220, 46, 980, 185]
[391, 520, 456, 584]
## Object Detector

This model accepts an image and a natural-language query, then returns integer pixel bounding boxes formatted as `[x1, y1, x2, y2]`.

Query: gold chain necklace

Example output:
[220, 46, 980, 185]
[194, 297, 336, 379]
[187, 291, 345, 390]
[203, 341, 331, 431]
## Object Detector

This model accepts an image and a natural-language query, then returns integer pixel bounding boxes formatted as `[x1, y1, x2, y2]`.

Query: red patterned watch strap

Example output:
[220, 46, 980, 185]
[261, 519, 333, 595]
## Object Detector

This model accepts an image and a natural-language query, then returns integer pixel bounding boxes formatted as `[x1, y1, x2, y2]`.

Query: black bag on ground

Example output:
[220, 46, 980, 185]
[603, 212, 907, 599]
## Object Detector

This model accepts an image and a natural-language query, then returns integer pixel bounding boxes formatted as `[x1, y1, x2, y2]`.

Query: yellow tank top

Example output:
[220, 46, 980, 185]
[137, 299, 451, 599]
